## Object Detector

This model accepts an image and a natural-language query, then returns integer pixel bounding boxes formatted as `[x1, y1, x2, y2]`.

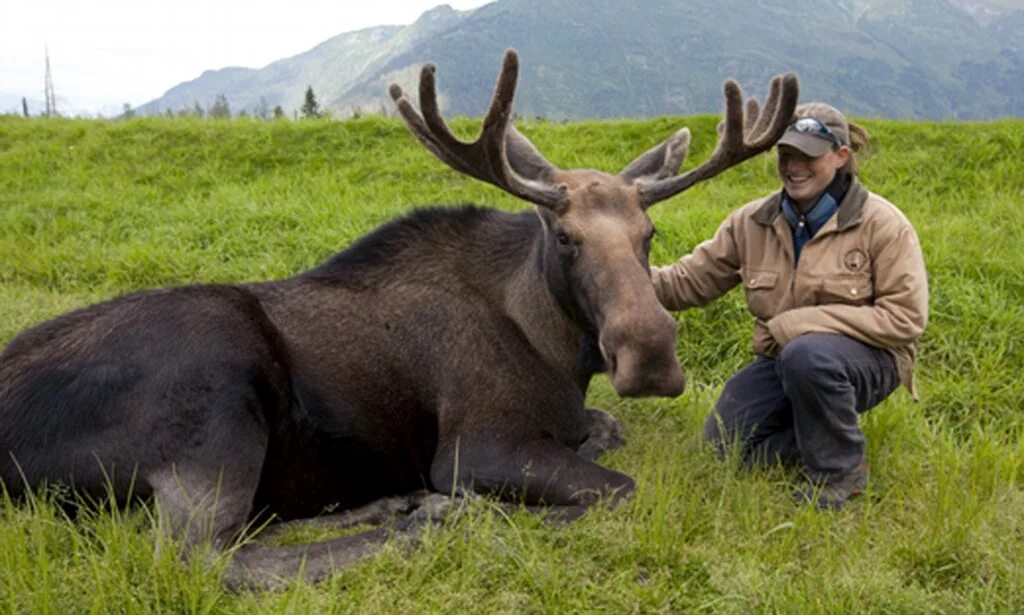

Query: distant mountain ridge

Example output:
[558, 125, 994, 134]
[138, 0, 1024, 120]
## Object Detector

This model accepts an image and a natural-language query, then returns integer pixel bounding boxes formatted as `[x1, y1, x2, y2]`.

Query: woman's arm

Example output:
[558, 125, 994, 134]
[651, 213, 744, 311]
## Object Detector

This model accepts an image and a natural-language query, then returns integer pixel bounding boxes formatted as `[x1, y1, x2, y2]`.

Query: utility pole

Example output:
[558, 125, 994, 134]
[44, 45, 57, 117]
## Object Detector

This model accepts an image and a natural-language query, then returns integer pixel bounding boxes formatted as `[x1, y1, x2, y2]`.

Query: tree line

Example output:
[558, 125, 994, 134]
[122, 86, 388, 121]
[10, 86, 347, 121]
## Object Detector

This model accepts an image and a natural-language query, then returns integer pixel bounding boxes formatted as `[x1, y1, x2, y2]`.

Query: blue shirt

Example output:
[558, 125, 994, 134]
[781, 191, 839, 263]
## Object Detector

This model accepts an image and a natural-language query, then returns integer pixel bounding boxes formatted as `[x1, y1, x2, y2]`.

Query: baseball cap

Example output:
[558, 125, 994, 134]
[777, 102, 850, 157]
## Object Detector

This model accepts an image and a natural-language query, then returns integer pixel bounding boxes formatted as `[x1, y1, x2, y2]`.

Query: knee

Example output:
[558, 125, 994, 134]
[703, 410, 744, 461]
[777, 334, 843, 384]
[703, 410, 725, 445]
[704, 383, 754, 450]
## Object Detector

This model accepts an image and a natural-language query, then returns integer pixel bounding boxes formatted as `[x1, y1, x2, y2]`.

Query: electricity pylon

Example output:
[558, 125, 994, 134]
[44, 45, 57, 117]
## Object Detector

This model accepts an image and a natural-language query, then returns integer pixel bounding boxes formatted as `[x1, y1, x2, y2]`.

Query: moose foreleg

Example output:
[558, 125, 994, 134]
[224, 525, 399, 591]
[432, 437, 635, 511]
[222, 491, 461, 591]
[252, 491, 429, 542]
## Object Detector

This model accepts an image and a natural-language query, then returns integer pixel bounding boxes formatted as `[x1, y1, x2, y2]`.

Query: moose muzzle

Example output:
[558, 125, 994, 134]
[599, 308, 685, 398]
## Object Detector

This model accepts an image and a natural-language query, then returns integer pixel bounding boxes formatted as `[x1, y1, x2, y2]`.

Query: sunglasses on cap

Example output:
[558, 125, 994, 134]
[788, 117, 842, 147]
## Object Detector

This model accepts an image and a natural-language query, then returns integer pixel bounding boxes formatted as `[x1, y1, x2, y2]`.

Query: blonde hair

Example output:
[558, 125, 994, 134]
[843, 121, 869, 175]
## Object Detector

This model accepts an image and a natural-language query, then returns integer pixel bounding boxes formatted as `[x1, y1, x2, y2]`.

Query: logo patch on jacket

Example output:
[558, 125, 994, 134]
[844, 249, 869, 272]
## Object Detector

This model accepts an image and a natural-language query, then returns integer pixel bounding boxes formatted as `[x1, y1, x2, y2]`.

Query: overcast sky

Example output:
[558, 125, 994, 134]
[1, 1, 492, 117]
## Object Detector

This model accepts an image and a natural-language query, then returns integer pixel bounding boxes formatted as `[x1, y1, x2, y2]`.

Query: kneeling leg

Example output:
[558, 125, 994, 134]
[145, 408, 269, 552]
[432, 436, 635, 512]
[223, 491, 464, 591]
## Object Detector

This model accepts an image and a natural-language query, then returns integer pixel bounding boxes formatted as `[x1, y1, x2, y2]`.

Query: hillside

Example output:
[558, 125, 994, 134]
[137, 0, 1024, 120]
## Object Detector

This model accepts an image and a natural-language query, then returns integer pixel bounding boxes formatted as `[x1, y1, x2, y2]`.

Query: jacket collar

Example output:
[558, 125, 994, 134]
[752, 175, 869, 230]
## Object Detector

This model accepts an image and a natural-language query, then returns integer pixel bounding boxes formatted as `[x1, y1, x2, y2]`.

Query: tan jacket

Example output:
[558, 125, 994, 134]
[652, 178, 928, 398]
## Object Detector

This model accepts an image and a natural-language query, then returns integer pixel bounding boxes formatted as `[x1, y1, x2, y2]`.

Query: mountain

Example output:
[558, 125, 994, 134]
[135, 7, 464, 119]
[138, 0, 1024, 120]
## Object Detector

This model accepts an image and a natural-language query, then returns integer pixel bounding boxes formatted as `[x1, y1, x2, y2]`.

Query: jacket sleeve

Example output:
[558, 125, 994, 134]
[767, 222, 928, 350]
[651, 213, 743, 311]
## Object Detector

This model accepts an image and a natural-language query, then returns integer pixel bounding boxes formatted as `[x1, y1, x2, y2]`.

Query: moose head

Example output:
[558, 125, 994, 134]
[390, 50, 798, 398]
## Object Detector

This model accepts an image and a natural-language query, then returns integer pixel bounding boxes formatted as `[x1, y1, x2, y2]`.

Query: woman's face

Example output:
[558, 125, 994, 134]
[777, 144, 850, 211]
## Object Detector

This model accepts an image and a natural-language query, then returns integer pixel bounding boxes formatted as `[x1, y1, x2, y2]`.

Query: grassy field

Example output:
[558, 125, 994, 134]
[0, 114, 1022, 613]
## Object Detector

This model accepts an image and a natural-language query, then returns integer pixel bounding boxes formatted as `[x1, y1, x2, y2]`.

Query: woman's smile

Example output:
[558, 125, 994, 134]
[778, 145, 848, 211]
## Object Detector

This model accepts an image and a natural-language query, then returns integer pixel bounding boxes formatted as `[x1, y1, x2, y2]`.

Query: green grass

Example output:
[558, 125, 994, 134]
[1, 114, 1023, 613]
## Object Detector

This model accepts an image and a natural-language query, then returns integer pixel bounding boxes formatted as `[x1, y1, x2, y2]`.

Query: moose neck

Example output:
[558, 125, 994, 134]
[501, 219, 602, 386]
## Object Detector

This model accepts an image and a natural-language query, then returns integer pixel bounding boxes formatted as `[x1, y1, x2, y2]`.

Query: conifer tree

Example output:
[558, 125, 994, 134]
[209, 94, 231, 119]
[300, 86, 321, 119]
[256, 97, 270, 120]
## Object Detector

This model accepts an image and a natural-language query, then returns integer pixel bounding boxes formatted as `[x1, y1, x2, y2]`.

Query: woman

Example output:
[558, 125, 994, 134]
[652, 103, 928, 510]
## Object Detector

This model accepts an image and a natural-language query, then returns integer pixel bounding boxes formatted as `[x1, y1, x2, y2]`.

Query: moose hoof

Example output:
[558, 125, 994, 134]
[578, 407, 626, 461]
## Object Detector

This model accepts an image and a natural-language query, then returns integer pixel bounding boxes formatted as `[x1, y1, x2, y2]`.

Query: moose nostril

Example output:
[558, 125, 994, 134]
[606, 351, 618, 375]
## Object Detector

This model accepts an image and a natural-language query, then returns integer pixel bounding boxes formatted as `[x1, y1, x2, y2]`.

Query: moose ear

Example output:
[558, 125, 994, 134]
[618, 128, 691, 184]
[505, 124, 557, 183]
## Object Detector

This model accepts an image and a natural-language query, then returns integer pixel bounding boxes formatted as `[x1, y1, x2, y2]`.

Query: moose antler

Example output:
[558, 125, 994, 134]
[389, 49, 568, 210]
[636, 73, 799, 207]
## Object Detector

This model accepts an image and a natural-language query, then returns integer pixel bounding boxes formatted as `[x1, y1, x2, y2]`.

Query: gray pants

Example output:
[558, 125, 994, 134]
[705, 333, 899, 480]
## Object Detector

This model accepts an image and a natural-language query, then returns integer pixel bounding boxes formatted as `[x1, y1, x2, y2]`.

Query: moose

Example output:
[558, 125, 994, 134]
[0, 50, 797, 589]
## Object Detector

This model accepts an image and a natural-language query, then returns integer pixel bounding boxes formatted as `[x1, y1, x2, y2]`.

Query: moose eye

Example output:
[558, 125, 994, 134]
[556, 230, 572, 246]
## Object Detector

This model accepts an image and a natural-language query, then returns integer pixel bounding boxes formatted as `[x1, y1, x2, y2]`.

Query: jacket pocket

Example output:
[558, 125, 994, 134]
[742, 268, 780, 319]
[819, 274, 873, 306]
